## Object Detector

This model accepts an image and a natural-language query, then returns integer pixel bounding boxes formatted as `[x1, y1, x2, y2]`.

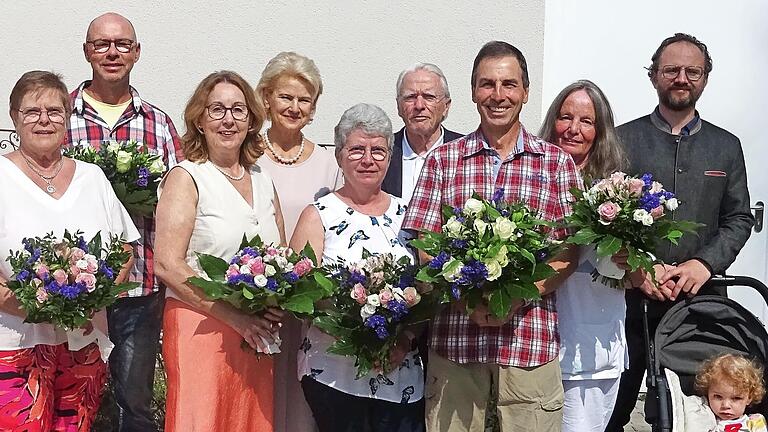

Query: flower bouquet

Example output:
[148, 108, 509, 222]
[566, 172, 701, 288]
[187, 235, 334, 354]
[312, 251, 431, 378]
[5, 230, 138, 330]
[411, 189, 559, 319]
[64, 140, 166, 217]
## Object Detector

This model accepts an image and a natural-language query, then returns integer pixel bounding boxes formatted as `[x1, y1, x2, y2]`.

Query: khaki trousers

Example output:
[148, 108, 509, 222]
[425, 350, 564, 432]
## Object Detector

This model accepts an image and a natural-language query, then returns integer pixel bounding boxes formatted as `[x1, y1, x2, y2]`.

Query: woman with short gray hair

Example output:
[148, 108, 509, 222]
[290, 103, 424, 432]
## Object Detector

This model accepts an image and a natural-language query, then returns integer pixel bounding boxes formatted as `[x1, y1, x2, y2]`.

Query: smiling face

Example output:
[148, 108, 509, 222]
[651, 41, 708, 111]
[12, 88, 68, 153]
[554, 89, 597, 168]
[338, 128, 390, 190]
[397, 69, 451, 140]
[707, 381, 751, 421]
[84, 14, 140, 85]
[472, 56, 529, 136]
[199, 82, 250, 155]
[263, 75, 316, 134]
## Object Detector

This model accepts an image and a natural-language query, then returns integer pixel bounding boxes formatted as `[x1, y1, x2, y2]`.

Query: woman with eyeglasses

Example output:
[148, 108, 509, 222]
[154, 71, 286, 432]
[0, 71, 139, 431]
[255, 52, 342, 432]
[290, 103, 425, 432]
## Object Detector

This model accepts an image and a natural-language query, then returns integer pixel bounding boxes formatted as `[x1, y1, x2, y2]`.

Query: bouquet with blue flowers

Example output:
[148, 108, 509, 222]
[566, 172, 701, 287]
[313, 251, 432, 378]
[411, 189, 559, 319]
[64, 140, 166, 217]
[5, 230, 138, 330]
[187, 235, 333, 353]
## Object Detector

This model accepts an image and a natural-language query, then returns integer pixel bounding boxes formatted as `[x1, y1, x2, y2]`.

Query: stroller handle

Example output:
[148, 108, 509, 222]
[710, 274, 768, 307]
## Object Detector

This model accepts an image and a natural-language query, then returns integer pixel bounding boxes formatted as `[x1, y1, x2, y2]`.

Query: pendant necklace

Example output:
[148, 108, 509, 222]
[19, 149, 64, 194]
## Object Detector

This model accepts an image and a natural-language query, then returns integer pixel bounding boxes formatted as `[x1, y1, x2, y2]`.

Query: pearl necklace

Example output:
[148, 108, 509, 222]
[19, 149, 64, 194]
[264, 128, 305, 165]
[211, 162, 245, 181]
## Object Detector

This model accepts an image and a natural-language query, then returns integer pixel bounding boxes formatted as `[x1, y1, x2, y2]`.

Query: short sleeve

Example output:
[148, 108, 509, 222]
[402, 151, 444, 233]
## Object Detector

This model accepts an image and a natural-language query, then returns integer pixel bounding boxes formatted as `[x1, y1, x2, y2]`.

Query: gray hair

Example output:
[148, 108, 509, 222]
[539, 80, 627, 181]
[395, 62, 451, 100]
[334, 103, 393, 158]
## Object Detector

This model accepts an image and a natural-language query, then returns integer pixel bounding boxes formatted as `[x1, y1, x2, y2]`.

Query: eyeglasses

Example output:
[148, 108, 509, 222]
[206, 103, 249, 121]
[658, 65, 705, 81]
[86, 39, 136, 53]
[399, 92, 446, 106]
[345, 146, 389, 161]
[17, 108, 66, 124]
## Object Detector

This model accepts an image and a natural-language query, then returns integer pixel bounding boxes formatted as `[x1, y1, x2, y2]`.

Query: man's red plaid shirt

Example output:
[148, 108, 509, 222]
[66, 81, 183, 297]
[402, 126, 581, 367]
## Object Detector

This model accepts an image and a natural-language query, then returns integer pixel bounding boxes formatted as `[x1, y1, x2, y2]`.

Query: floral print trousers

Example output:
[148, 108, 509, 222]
[0, 342, 106, 432]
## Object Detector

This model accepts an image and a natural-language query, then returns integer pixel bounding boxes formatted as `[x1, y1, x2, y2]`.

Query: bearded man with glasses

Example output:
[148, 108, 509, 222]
[605, 33, 754, 431]
[65, 12, 183, 432]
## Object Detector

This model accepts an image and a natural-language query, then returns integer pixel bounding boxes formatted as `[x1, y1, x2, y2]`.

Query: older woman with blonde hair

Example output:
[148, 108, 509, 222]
[155, 70, 286, 432]
[539, 79, 629, 432]
[256, 51, 342, 432]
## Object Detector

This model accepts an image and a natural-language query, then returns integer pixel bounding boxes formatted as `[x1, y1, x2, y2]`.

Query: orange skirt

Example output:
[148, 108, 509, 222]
[162, 298, 274, 432]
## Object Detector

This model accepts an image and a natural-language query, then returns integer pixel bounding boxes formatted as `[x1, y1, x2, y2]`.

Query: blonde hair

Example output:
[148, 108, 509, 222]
[695, 353, 766, 404]
[181, 71, 265, 168]
[255, 51, 323, 122]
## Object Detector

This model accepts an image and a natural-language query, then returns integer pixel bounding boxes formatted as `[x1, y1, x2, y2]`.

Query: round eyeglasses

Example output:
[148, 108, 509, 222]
[345, 146, 389, 161]
[659, 65, 705, 82]
[17, 108, 66, 124]
[206, 104, 249, 121]
[86, 39, 136, 54]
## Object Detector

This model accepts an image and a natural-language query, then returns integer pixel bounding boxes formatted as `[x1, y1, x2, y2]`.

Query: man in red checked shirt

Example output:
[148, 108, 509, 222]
[402, 41, 581, 432]
[65, 13, 183, 432]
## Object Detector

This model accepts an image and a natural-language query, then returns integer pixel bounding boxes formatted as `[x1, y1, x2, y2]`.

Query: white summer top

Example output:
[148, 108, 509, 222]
[158, 160, 281, 300]
[259, 144, 342, 239]
[557, 246, 628, 380]
[0, 157, 139, 356]
[298, 192, 424, 404]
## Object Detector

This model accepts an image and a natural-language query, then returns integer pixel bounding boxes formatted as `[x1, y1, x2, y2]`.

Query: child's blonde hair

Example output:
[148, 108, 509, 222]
[695, 353, 766, 404]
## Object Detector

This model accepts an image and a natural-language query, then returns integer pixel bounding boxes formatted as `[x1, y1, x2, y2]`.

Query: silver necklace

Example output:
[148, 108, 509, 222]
[264, 128, 305, 165]
[210, 161, 245, 181]
[19, 149, 64, 194]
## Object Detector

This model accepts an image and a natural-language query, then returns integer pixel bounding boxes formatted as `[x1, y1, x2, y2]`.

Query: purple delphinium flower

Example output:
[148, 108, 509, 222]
[46, 281, 62, 294]
[99, 261, 115, 280]
[135, 177, 149, 188]
[397, 273, 415, 289]
[639, 193, 661, 212]
[25, 248, 42, 266]
[374, 326, 389, 340]
[365, 314, 387, 329]
[456, 216, 466, 223]
[285, 272, 299, 284]
[453, 207, 463, 216]
[16, 270, 30, 282]
[266, 278, 278, 292]
[228, 273, 255, 286]
[22, 238, 34, 253]
[450, 239, 468, 249]
[535, 248, 550, 263]
[137, 167, 149, 179]
[500, 209, 510, 217]
[77, 237, 88, 251]
[492, 188, 505, 203]
[450, 284, 461, 300]
[348, 270, 366, 286]
[459, 260, 488, 284]
[386, 300, 409, 322]
[429, 251, 451, 269]
[60, 283, 86, 299]
[641, 173, 653, 188]
[241, 247, 259, 257]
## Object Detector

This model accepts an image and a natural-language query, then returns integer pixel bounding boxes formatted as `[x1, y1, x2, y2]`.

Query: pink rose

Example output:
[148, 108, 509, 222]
[403, 287, 421, 306]
[239, 255, 251, 265]
[650, 181, 663, 194]
[378, 288, 394, 305]
[36, 287, 48, 303]
[85, 256, 99, 273]
[293, 258, 313, 277]
[597, 201, 621, 223]
[249, 257, 266, 275]
[35, 264, 50, 280]
[69, 265, 81, 277]
[350, 283, 367, 305]
[628, 178, 645, 196]
[226, 264, 240, 279]
[650, 206, 664, 219]
[609, 171, 626, 186]
[76, 273, 97, 292]
[266, 247, 279, 256]
[69, 247, 85, 263]
[53, 269, 69, 285]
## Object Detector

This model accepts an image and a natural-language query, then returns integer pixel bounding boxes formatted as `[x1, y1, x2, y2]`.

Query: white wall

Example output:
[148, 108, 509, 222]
[0, 0, 546, 142]
[543, 0, 768, 319]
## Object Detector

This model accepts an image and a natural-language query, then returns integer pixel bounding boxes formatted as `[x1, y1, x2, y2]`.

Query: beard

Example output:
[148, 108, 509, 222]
[657, 84, 703, 111]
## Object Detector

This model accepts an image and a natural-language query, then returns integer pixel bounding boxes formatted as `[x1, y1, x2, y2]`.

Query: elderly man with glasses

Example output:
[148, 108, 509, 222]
[382, 63, 463, 202]
[65, 12, 183, 432]
[605, 33, 754, 431]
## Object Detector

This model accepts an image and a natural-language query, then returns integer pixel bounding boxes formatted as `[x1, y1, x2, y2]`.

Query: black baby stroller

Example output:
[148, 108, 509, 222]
[643, 275, 768, 432]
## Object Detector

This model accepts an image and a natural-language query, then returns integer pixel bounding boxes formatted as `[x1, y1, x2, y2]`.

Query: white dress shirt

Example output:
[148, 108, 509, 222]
[401, 127, 445, 202]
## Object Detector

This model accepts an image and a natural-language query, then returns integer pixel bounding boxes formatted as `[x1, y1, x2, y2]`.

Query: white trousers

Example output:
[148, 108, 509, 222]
[561, 378, 620, 432]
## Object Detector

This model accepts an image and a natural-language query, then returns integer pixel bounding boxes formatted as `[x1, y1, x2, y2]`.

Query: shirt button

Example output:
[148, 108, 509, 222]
[677, 168, 684, 173]
[494, 160, 499, 165]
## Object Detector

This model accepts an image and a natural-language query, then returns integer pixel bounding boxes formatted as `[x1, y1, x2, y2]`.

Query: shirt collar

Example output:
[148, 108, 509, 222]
[72, 80, 145, 116]
[464, 124, 545, 159]
[402, 127, 445, 160]
[651, 106, 702, 136]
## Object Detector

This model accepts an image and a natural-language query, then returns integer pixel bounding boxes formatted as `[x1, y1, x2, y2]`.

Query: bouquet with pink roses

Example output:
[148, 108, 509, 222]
[5, 230, 138, 330]
[313, 250, 433, 378]
[566, 172, 701, 287]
